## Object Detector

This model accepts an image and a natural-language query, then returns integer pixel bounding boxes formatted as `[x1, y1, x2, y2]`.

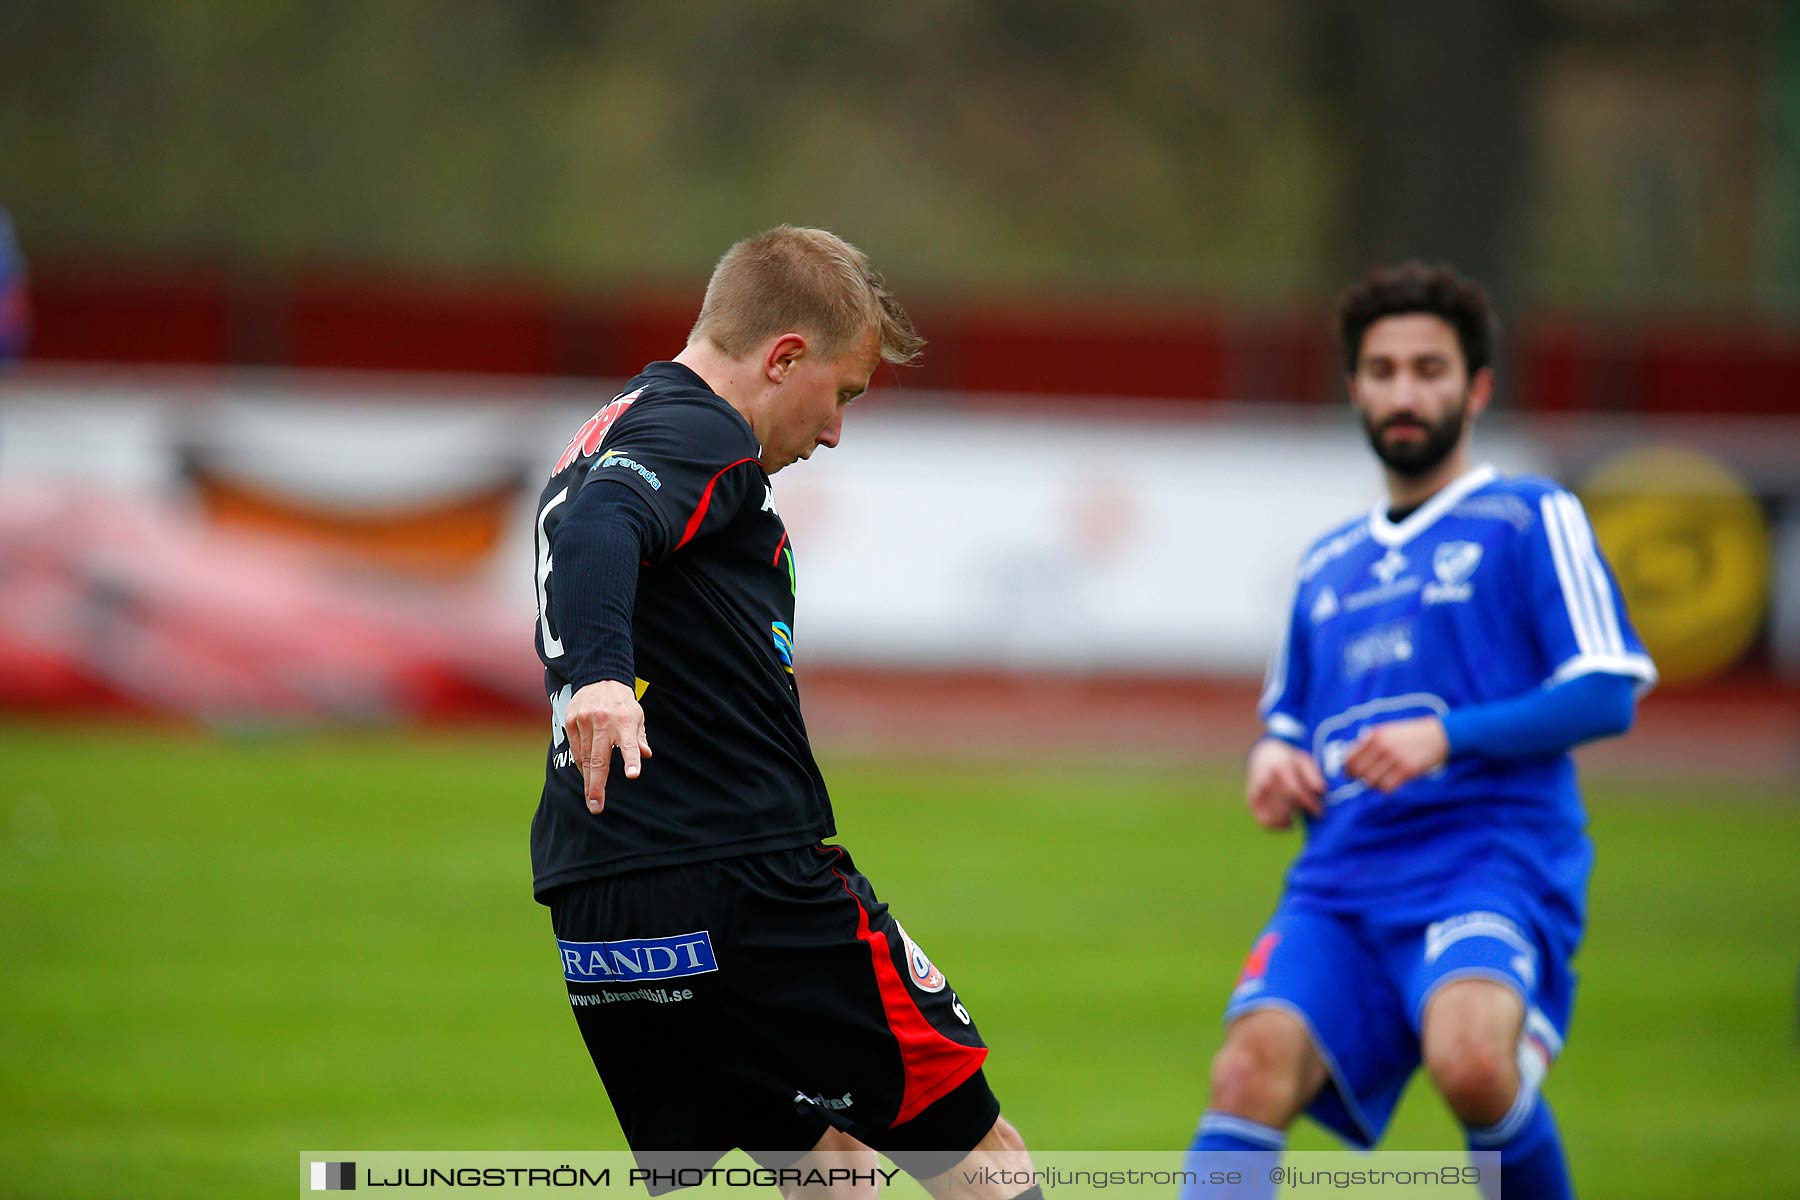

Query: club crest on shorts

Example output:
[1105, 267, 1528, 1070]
[1229, 932, 1281, 1003]
[1238, 932, 1281, 985]
[894, 922, 945, 993]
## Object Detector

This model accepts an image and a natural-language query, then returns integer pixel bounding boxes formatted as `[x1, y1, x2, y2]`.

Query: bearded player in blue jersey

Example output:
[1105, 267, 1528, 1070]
[1181, 263, 1654, 1200]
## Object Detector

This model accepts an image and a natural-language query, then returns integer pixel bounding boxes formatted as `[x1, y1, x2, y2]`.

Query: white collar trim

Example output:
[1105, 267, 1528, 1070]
[1367, 463, 1498, 547]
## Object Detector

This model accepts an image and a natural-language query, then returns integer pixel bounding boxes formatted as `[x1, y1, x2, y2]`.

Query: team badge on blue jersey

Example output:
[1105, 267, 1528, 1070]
[557, 931, 718, 983]
[1423, 540, 1482, 604]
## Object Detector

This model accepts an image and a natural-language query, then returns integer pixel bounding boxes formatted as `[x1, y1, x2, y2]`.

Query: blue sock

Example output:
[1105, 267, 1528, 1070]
[1466, 1089, 1572, 1200]
[1180, 1112, 1284, 1200]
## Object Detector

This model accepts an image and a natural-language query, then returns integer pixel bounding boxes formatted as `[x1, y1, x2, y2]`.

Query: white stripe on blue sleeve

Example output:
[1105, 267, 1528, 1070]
[1541, 493, 1606, 656]
[1541, 491, 1657, 696]
[1258, 587, 1295, 719]
[1557, 491, 1627, 654]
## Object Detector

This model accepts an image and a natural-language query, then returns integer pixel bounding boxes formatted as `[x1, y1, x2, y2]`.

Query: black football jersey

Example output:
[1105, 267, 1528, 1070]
[530, 362, 833, 896]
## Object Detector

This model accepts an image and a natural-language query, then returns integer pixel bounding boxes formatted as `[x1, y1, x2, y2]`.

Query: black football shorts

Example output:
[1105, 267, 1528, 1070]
[548, 842, 998, 1188]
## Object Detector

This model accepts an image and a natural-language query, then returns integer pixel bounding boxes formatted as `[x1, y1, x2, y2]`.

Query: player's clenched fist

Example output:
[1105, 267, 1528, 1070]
[1344, 716, 1449, 794]
[564, 680, 653, 814]
[1245, 737, 1326, 830]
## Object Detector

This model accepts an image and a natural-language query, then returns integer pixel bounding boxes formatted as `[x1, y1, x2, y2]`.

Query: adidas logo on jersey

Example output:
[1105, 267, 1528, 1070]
[1311, 586, 1339, 624]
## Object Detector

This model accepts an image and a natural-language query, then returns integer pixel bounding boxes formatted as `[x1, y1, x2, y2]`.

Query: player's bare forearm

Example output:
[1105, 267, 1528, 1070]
[564, 679, 654, 814]
[1344, 716, 1448, 794]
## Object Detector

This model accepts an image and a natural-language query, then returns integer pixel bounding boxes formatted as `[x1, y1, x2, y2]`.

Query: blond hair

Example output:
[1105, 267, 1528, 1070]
[688, 226, 924, 365]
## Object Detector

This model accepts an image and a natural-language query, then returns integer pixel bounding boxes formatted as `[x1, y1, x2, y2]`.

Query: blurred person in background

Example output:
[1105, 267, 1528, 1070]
[529, 226, 1039, 1199]
[0, 208, 28, 363]
[1181, 263, 1655, 1200]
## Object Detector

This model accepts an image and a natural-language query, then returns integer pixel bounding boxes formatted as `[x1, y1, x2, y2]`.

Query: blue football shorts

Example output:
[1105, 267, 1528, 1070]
[1220, 885, 1577, 1147]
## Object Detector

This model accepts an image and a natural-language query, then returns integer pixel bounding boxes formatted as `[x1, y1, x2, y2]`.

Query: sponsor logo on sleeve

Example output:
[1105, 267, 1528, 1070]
[597, 449, 662, 491]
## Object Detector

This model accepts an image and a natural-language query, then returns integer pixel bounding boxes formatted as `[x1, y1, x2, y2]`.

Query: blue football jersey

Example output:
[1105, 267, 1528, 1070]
[1258, 464, 1655, 921]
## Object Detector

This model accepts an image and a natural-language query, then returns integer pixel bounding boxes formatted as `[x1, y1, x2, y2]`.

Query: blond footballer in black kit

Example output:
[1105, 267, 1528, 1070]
[531, 228, 1040, 1200]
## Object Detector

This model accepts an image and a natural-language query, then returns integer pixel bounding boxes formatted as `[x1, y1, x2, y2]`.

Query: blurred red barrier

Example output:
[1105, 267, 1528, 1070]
[0, 482, 540, 727]
[21, 262, 1800, 413]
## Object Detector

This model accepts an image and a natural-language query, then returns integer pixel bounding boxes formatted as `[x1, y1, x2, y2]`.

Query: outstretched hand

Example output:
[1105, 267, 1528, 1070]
[564, 680, 653, 814]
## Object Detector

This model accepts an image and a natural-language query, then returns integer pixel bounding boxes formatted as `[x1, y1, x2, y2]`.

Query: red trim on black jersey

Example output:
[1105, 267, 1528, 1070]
[818, 846, 989, 1127]
[771, 530, 789, 567]
[673, 457, 760, 552]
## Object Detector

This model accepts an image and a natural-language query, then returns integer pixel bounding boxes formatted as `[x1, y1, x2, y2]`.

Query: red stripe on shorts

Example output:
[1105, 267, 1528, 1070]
[820, 846, 988, 1127]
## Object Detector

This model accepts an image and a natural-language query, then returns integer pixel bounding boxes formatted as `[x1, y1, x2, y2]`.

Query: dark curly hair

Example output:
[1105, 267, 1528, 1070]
[1338, 262, 1496, 375]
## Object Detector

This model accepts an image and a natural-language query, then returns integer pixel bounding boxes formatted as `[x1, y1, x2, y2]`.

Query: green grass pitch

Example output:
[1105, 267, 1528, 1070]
[1, 723, 1795, 1197]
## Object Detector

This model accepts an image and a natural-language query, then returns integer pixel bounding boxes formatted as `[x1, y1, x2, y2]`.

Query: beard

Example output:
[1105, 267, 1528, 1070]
[1361, 396, 1469, 477]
